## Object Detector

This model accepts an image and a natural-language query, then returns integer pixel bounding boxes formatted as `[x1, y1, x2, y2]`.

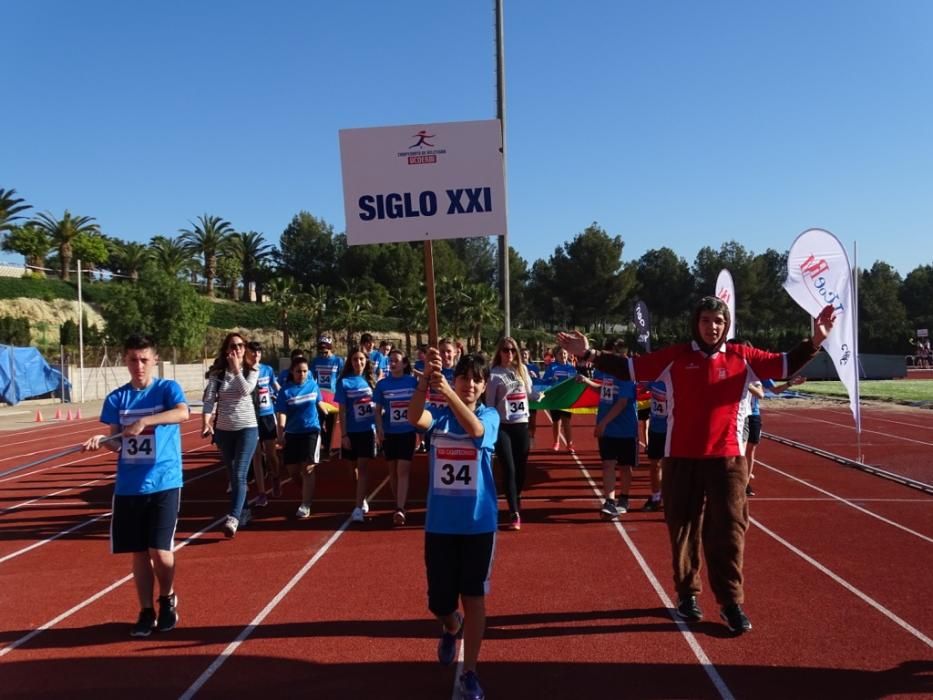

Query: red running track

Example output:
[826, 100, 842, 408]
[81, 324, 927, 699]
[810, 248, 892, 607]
[0, 411, 931, 699]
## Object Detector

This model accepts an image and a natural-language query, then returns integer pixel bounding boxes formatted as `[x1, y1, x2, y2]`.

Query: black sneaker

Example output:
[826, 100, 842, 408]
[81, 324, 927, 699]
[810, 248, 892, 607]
[156, 593, 179, 632]
[674, 595, 703, 622]
[745, 484, 755, 496]
[130, 607, 157, 637]
[437, 611, 463, 666]
[615, 496, 630, 514]
[642, 498, 662, 512]
[720, 603, 752, 634]
[599, 499, 620, 520]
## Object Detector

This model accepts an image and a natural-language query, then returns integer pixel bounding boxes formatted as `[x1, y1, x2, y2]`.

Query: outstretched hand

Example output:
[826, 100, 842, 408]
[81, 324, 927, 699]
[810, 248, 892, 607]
[556, 330, 589, 358]
[812, 304, 837, 347]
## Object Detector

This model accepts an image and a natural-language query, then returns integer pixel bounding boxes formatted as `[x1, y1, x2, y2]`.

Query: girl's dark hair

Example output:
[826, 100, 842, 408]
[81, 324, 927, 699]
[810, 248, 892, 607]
[206, 332, 253, 379]
[290, 355, 309, 383]
[339, 346, 376, 388]
[454, 352, 490, 382]
[388, 348, 412, 375]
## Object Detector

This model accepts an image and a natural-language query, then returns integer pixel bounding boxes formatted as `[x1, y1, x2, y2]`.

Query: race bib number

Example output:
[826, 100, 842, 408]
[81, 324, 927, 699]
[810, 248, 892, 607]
[427, 389, 448, 410]
[651, 397, 667, 416]
[122, 430, 156, 463]
[433, 439, 478, 495]
[600, 380, 616, 403]
[258, 387, 271, 408]
[317, 369, 331, 385]
[354, 396, 374, 419]
[505, 392, 527, 421]
[389, 400, 408, 425]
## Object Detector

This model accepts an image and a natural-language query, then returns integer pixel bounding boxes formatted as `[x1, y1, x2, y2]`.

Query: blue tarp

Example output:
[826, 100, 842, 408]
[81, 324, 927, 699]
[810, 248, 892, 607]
[0, 345, 71, 405]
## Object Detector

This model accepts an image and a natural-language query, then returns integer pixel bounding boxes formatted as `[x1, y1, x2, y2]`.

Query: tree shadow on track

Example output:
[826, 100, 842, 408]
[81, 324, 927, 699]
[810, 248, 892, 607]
[1, 654, 930, 699]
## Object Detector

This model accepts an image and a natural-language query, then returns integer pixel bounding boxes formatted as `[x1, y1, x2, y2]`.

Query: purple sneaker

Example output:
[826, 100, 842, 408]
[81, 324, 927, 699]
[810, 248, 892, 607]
[458, 670, 485, 700]
[437, 611, 463, 666]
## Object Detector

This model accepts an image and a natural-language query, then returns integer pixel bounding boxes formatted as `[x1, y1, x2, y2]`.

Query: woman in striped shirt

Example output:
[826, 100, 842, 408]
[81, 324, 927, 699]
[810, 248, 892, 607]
[202, 332, 260, 538]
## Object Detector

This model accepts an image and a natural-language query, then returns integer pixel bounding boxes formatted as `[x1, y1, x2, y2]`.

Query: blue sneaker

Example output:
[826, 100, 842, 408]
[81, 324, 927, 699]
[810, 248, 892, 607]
[437, 611, 463, 666]
[458, 670, 485, 700]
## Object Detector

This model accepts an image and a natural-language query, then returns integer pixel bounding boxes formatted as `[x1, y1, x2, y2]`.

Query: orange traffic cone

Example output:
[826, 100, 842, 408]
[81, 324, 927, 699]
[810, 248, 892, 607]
[34, 409, 44, 422]
[75, 408, 83, 420]
[54, 408, 62, 420]
[66, 409, 73, 421]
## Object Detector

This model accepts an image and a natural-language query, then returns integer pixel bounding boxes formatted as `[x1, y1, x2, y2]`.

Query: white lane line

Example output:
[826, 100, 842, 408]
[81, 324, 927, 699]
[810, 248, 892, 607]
[0, 424, 204, 485]
[178, 476, 391, 700]
[773, 414, 933, 448]
[0, 462, 226, 566]
[818, 406, 933, 432]
[751, 516, 933, 649]
[570, 454, 735, 700]
[758, 459, 933, 544]
[0, 506, 230, 658]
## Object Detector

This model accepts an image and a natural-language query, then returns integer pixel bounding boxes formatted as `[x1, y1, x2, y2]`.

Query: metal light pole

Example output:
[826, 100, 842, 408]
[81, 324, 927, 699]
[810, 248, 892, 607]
[77, 258, 85, 404]
[495, 0, 511, 337]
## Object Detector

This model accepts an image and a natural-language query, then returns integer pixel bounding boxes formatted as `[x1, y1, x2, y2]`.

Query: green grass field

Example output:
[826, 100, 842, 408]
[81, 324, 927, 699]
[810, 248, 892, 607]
[799, 379, 933, 404]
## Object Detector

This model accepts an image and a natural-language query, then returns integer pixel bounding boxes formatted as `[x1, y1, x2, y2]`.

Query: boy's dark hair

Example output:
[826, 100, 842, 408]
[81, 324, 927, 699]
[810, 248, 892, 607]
[691, 296, 732, 350]
[247, 340, 263, 352]
[124, 334, 157, 354]
[454, 352, 490, 382]
[360, 332, 374, 344]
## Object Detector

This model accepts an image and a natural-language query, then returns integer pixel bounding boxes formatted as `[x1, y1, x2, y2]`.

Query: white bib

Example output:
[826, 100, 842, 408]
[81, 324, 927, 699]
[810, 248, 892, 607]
[432, 437, 478, 494]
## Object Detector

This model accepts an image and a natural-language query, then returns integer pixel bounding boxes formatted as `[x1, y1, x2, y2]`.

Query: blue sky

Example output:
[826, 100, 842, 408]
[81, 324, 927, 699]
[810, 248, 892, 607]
[4, 1, 931, 277]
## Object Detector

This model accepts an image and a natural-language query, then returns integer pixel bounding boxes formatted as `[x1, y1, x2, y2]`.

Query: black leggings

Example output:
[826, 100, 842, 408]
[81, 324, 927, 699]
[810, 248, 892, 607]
[496, 422, 530, 514]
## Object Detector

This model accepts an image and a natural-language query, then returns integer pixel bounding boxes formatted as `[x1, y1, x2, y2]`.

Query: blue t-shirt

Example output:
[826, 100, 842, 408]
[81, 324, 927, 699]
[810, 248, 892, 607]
[335, 375, 376, 433]
[275, 378, 322, 434]
[594, 371, 637, 439]
[425, 404, 500, 534]
[369, 350, 388, 375]
[255, 364, 277, 417]
[647, 380, 668, 433]
[100, 378, 187, 496]
[277, 367, 292, 388]
[311, 354, 344, 392]
[750, 379, 775, 416]
[413, 359, 426, 373]
[373, 374, 418, 434]
[542, 362, 577, 386]
[525, 362, 541, 381]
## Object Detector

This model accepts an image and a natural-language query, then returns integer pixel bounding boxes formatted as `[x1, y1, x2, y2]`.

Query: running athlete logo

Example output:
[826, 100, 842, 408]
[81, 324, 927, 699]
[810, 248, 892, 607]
[410, 130, 435, 149]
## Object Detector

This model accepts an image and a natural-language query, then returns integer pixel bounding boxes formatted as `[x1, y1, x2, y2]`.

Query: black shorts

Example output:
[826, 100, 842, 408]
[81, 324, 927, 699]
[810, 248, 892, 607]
[257, 413, 278, 442]
[598, 436, 638, 466]
[647, 430, 667, 460]
[343, 430, 377, 461]
[424, 531, 496, 616]
[746, 415, 762, 444]
[111, 488, 180, 554]
[637, 407, 650, 422]
[383, 432, 416, 461]
[548, 409, 571, 420]
[284, 431, 321, 465]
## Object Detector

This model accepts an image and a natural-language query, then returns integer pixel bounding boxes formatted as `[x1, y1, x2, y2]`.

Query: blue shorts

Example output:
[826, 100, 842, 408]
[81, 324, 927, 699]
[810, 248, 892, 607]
[111, 488, 180, 553]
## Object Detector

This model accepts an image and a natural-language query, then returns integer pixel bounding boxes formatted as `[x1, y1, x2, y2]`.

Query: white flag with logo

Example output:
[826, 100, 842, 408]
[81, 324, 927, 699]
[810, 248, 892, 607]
[716, 269, 736, 340]
[783, 228, 861, 431]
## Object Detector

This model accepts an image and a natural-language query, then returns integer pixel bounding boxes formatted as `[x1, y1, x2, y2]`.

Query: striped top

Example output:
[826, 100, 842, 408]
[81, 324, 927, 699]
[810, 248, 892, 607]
[202, 370, 259, 431]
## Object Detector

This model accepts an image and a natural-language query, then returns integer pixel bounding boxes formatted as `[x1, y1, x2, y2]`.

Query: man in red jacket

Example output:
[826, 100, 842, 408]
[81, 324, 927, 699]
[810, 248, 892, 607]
[558, 297, 836, 634]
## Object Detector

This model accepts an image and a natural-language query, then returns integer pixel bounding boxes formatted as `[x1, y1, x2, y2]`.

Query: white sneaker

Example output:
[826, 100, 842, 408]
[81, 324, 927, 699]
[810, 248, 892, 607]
[223, 516, 238, 538]
[351, 507, 365, 523]
[361, 498, 370, 514]
[295, 504, 311, 519]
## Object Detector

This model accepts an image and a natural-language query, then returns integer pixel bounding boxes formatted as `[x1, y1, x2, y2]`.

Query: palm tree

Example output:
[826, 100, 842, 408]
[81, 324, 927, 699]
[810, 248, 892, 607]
[227, 231, 274, 302]
[333, 294, 373, 352]
[0, 188, 32, 232]
[150, 235, 194, 278]
[387, 286, 426, 355]
[30, 210, 100, 280]
[467, 283, 502, 351]
[267, 276, 298, 350]
[109, 240, 151, 281]
[438, 276, 473, 340]
[179, 214, 234, 296]
[298, 283, 331, 343]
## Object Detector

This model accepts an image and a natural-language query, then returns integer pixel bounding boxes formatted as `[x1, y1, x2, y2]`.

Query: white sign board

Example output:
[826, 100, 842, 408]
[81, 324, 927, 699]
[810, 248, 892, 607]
[918, 329, 929, 338]
[339, 119, 507, 246]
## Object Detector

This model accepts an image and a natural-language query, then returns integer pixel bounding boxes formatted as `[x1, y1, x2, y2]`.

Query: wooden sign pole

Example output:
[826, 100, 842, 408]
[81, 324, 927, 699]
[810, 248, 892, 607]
[423, 241, 439, 347]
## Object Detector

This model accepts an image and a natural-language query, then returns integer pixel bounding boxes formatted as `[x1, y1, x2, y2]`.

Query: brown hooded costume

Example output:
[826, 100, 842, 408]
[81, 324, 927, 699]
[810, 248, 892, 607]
[583, 297, 821, 610]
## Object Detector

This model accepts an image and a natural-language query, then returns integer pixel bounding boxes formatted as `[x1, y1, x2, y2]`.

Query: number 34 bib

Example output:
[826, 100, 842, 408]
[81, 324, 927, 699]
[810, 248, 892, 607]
[122, 428, 156, 463]
[432, 437, 478, 496]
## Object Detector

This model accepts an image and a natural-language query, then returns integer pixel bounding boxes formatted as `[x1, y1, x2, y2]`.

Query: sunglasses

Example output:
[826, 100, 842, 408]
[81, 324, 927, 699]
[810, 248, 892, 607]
[502, 347, 517, 354]
[229, 342, 245, 350]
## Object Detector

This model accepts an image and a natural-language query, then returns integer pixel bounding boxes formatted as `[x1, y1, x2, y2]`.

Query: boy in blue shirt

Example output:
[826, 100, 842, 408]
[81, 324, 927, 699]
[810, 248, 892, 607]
[83, 334, 189, 637]
[409, 349, 499, 700]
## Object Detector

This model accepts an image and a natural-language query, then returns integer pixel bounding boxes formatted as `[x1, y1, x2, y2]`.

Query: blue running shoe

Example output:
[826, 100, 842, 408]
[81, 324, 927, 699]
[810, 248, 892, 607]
[437, 611, 463, 666]
[459, 670, 485, 700]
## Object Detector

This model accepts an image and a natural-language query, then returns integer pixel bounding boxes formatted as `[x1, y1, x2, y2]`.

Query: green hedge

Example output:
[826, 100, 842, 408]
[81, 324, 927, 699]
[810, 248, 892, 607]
[208, 301, 278, 329]
[0, 275, 113, 304]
